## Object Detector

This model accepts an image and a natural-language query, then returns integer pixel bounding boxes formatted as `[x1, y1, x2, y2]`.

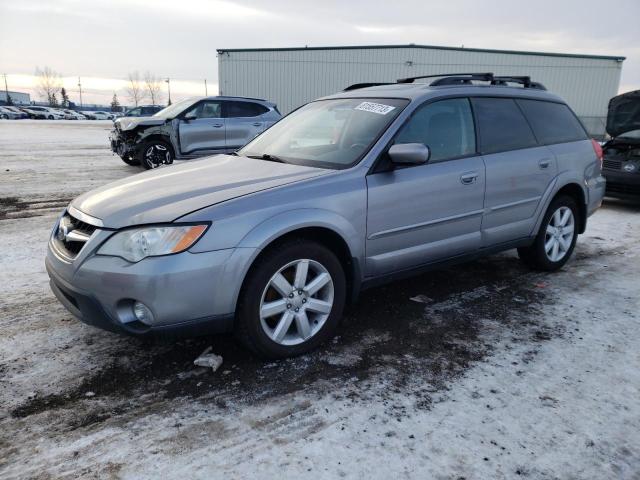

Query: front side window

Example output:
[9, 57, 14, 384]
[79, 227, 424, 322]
[472, 97, 537, 154]
[127, 107, 141, 116]
[517, 99, 588, 145]
[239, 98, 409, 169]
[394, 98, 476, 162]
[185, 101, 222, 119]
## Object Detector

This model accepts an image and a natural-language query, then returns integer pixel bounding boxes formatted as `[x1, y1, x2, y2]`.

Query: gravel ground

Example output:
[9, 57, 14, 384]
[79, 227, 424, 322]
[1, 120, 639, 479]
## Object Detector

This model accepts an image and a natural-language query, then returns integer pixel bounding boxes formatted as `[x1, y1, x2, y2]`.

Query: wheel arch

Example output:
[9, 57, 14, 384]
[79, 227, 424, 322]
[231, 211, 364, 313]
[553, 183, 587, 233]
[139, 133, 176, 157]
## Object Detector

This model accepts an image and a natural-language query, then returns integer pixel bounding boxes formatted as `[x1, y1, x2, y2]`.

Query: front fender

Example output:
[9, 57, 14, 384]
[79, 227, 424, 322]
[214, 209, 364, 316]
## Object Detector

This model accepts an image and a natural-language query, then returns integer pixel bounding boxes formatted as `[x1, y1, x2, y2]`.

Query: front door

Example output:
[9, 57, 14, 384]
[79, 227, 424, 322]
[365, 98, 485, 276]
[178, 100, 226, 154]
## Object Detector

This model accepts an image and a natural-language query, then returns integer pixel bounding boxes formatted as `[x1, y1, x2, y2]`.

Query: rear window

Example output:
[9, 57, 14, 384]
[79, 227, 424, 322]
[472, 98, 537, 154]
[517, 99, 587, 144]
[225, 101, 268, 118]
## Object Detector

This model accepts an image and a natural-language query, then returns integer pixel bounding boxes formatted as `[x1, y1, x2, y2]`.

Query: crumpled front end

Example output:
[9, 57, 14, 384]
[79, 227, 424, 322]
[109, 125, 140, 158]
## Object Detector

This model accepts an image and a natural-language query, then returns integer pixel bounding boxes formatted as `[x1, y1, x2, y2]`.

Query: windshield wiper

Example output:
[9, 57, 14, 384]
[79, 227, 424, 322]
[246, 153, 287, 163]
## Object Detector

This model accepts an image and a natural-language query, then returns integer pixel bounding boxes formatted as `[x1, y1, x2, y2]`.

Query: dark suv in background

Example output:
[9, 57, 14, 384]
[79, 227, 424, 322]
[602, 90, 640, 199]
[110, 96, 281, 169]
[123, 105, 164, 117]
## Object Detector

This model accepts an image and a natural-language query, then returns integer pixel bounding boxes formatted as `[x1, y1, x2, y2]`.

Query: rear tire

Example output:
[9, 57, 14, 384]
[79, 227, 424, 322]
[518, 195, 579, 271]
[139, 140, 174, 169]
[235, 239, 346, 359]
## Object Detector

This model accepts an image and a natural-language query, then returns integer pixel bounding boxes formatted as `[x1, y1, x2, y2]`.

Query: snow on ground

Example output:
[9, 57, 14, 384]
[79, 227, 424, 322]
[0, 120, 639, 479]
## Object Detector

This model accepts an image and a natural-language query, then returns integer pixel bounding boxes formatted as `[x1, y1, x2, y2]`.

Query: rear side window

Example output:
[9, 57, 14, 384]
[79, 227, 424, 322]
[225, 101, 269, 118]
[394, 98, 476, 162]
[472, 98, 537, 154]
[517, 99, 587, 144]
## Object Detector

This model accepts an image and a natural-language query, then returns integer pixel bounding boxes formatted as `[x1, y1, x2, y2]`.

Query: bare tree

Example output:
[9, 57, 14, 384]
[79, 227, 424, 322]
[126, 71, 145, 107]
[144, 71, 163, 105]
[35, 66, 62, 106]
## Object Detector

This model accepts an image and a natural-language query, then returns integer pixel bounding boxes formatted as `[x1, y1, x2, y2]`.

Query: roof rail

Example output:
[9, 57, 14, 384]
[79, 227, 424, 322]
[397, 73, 493, 84]
[344, 73, 547, 92]
[343, 82, 394, 91]
[490, 76, 546, 90]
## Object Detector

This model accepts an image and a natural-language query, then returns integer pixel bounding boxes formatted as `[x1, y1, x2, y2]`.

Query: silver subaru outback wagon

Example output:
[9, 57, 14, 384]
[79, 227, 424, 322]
[46, 73, 606, 358]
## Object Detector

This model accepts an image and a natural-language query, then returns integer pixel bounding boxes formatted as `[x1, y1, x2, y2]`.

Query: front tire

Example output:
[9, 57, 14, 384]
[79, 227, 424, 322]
[139, 140, 174, 169]
[236, 240, 346, 359]
[120, 154, 140, 166]
[518, 195, 579, 271]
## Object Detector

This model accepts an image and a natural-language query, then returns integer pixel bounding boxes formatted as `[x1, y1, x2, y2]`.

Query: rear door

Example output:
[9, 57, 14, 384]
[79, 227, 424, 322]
[365, 98, 485, 276]
[224, 101, 269, 150]
[178, 100, 226, 154]
[472, 97, 557, 246]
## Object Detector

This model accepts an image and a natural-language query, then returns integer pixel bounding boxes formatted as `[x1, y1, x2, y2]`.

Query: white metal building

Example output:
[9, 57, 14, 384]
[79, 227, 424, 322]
[217, 44, 625, 136]
[0, 90, 31, 105]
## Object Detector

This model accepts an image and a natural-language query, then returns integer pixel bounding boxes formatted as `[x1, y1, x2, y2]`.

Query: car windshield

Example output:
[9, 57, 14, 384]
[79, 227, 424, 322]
[238, 98, 409, 169]
[153, 98, 199, 119]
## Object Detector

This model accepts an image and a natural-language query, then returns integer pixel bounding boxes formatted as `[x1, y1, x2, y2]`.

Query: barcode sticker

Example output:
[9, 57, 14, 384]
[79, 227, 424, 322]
[354, 102, 396, 115]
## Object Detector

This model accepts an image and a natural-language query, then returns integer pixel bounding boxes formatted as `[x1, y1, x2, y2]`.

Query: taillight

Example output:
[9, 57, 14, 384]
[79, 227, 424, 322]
[591, 139, 603, 170]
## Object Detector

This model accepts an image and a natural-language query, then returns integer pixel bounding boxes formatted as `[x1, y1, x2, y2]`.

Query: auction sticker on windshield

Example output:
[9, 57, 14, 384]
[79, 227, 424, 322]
[355, 102, 396, 115]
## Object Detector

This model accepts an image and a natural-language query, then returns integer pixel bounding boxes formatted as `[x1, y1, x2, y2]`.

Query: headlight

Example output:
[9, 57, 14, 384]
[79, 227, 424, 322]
[98, 224, 208, 262]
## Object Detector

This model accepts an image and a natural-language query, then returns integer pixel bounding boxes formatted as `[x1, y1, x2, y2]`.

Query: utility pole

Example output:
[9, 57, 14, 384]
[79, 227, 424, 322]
[77, 77, 83, 108]
[204, 78, 208, 96]
[165, 77, 171, 105]
[2, 73, 11, 105]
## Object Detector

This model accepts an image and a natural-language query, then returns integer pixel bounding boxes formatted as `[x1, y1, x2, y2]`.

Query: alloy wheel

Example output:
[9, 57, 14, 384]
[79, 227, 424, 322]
[259, 259, 334, 346]
[144, 144, 171, 168]
[544, 206, 574, 262]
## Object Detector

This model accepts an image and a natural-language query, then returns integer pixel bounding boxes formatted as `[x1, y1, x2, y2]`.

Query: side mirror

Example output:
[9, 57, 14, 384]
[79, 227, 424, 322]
[183, 112, 197, 122]
[388, 143, 430, 165]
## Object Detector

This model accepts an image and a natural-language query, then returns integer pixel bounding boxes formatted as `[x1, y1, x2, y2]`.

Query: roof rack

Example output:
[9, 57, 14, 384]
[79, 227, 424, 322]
[343, 82, 394, 91]
[398, 72, 494, 84]
[344, 72, 546, 91]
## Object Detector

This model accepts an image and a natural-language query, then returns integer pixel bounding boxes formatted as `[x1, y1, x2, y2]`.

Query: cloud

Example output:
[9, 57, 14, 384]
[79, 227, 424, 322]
[1, 0, 638, 104]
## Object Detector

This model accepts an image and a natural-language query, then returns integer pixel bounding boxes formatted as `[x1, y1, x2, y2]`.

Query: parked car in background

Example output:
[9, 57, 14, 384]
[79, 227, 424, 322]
[2, 106, 28, 118]
[83, 111, 114, 120]
[49, 73, 605, 358]
[0, 106, 27, 119]
[21, 106, 65, 119]
[602, 90, 640, 199]
[123, 105, 164, 117]
[110, 96, 281, 168]
[61, 109, 86, 120]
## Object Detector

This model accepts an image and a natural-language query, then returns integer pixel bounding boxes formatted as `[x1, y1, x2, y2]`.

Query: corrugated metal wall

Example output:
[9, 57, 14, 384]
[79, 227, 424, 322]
[218, 46, 623, 136]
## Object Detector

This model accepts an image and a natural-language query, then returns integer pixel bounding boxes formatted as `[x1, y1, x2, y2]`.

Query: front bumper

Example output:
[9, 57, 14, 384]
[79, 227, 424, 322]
[46, 223, 257, 337]
[109, 130, 138, 157]
[603, 168, 640, 197]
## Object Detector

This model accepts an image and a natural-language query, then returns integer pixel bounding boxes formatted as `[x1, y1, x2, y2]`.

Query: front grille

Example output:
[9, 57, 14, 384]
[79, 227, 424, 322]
[606, 182, 640, 196]
[53, 211, 97, 259]
[603, 158, 622, 170]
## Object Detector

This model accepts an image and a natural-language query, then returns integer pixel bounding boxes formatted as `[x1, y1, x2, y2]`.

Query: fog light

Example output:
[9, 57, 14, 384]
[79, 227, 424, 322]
[132, 301, 154, 324]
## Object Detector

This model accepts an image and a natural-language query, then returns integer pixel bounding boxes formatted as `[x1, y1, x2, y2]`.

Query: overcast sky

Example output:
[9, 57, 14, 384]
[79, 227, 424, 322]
[1, 0, 639, 106]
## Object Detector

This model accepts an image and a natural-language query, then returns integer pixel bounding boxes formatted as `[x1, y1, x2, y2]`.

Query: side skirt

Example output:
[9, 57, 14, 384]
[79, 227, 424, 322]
[360, 238, 534, 291]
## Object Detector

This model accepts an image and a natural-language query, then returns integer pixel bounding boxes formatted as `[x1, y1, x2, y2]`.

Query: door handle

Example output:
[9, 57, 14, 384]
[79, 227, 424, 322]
[539, 158, 551, 169]
[460, 172, 478, 185]
[212, 123, 223, 128]
[252, 122, 262, 127]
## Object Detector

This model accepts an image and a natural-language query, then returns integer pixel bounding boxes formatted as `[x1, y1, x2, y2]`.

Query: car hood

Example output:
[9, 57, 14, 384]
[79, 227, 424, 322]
[71, 155, 329, 228]
[114, 116, 167, 131]
[607, 90, 640, 138]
